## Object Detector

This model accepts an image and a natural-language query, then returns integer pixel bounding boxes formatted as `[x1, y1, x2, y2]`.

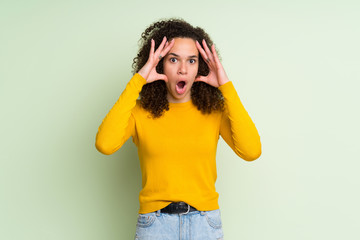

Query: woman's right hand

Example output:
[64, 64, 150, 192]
[138, 37, 175, 83]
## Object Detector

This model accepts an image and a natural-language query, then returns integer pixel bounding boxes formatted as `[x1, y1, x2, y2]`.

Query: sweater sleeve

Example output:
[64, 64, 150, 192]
[95, 73, 146, 155]
[219, 81, 261, 161]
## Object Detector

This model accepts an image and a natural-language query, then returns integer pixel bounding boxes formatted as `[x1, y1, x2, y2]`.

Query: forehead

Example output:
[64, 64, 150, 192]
[168, 38, 198, 56]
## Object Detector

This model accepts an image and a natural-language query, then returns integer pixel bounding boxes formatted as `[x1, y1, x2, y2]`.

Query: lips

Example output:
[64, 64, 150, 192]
[175, 80, 187, 95]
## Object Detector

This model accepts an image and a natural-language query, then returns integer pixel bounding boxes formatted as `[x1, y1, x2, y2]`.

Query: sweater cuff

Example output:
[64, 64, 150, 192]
[218, 81, 235, 95]
[128, 73, 147, 93]
[133, 73, 147, 85]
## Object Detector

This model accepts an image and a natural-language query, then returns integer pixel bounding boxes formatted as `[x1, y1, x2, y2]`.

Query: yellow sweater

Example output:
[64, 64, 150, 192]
[95, 74, 261, 214]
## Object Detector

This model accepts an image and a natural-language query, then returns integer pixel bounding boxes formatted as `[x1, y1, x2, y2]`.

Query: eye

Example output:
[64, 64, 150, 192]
[170, 57, 177, 63]
[189, 59, 196, 64]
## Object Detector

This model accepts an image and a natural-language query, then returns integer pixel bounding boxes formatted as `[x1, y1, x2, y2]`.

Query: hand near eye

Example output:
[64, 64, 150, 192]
[138, 37, 175, 83]
[195, 39, 229, 87]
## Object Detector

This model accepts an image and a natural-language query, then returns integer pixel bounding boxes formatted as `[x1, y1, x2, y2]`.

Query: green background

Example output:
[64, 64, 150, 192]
[1, 0, 359, 239]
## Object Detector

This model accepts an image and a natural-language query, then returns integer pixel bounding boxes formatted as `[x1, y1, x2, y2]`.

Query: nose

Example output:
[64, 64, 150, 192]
[178, 61, 187, 75]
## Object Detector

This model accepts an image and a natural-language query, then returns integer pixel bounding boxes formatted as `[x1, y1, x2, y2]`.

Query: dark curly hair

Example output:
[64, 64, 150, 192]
[132, 18, 224, 118]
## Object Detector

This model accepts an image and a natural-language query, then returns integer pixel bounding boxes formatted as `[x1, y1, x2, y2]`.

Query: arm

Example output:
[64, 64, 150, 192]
[95, 37, 174, 155]
[219, 82, 261, 161]
[195, 39, 261, 161]
[95, 74, 145, 155]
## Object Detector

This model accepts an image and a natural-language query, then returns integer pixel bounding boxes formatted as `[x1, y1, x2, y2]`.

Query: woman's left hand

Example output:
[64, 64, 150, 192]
[195, 39, 229, 87]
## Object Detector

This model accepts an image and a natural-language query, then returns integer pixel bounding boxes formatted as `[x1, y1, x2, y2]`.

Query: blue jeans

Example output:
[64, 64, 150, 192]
[135, 209, 224, 240]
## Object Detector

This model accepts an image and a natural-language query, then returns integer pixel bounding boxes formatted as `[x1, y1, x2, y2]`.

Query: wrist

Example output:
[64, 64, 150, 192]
[219, 78, 229, 86]
[137, 69, 147, 79]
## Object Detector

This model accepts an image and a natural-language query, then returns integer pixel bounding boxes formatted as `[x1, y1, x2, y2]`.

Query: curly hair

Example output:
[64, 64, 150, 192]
[132, 18, 224, 118]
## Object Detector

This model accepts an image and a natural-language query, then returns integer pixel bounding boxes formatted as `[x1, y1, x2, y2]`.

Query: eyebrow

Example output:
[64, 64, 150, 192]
[168, 53, 198, 58]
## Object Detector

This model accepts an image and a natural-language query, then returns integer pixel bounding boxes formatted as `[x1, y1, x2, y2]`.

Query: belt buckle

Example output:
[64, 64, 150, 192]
[179, 203, 190, 215]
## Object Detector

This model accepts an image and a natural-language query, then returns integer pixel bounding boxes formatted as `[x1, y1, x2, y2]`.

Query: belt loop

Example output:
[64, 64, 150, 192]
[156, 210, 160, 216]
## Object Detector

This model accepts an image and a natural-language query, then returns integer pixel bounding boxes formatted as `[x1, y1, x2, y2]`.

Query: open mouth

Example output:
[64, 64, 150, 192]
[175, 81, 187, 95]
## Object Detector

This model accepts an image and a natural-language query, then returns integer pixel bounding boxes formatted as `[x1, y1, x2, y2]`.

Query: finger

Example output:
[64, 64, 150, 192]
[202, 39, 215, 62]
[196, 40, 209, 64]
[160, 38, 175, 57]
[195, 75, 207, 82]
[149, 39, 155, 58]
[160, 41, 169, 58]
[157, 73, 168, 82]
[163, 40, 168, 50]
[155, 36, 167, 56]
[211, 44, 222, 67]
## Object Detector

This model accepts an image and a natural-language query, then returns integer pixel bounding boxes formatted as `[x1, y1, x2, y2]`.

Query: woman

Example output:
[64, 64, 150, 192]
[95, 18, 261, 240]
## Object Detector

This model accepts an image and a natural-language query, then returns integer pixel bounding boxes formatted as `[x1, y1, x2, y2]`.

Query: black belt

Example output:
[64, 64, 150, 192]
[160, 202, 198, 214]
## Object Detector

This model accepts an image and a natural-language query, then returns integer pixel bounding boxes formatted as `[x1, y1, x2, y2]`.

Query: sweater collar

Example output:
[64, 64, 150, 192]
[168, 100, 194, 110]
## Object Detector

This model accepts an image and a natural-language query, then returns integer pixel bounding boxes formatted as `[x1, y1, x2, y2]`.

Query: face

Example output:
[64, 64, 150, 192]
[163, 38, 199, 103]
